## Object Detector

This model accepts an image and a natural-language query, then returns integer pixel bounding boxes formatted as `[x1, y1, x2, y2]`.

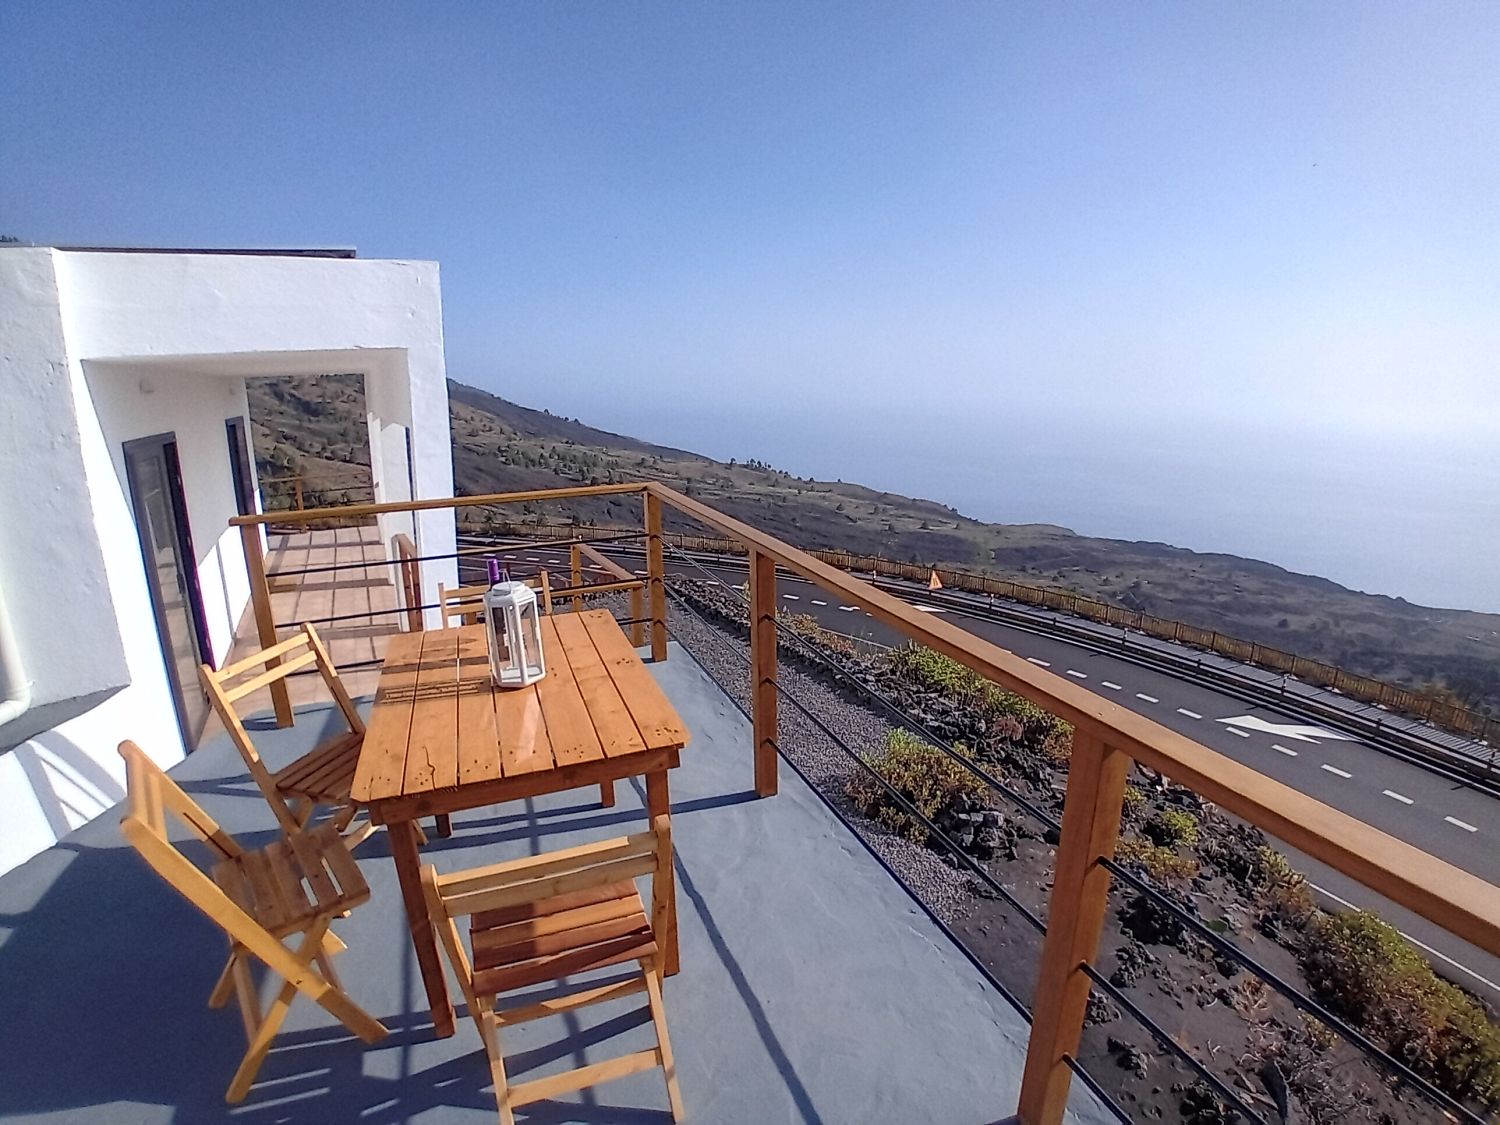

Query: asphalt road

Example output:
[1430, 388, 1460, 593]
[484, 543, 1500, 1001]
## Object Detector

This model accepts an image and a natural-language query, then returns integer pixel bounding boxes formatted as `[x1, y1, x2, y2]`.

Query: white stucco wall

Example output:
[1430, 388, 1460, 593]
[0, 246, 457, 878]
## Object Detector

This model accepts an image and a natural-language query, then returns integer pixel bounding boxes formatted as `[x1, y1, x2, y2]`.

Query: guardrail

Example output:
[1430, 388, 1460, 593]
[234, 482, 1500, 1124]
[479, 517, 1497, 749]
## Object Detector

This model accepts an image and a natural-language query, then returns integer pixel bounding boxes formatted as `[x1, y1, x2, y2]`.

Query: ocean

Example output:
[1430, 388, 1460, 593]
[593, 401, 1500, 615]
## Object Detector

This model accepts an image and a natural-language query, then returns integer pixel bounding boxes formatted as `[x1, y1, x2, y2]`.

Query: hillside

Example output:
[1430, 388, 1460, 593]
[247, 373, 1500, 713]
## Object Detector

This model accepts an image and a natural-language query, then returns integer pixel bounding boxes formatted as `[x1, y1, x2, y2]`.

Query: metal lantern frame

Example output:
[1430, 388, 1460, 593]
[483, 580, 546, 688]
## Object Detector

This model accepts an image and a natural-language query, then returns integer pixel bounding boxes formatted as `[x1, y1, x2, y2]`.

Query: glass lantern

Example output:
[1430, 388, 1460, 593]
[483, 581, 546, 687]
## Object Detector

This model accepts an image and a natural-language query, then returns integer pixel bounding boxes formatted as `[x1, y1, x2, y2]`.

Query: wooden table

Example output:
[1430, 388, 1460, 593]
[351, 608, 691, 1039]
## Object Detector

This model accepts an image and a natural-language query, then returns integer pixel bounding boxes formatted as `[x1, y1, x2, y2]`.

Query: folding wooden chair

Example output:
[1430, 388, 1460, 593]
[201, 622, 375, 844]
[438, 570, 553, 628]
[117, 740, 388, 1103]
[422, 816, 684, 1124]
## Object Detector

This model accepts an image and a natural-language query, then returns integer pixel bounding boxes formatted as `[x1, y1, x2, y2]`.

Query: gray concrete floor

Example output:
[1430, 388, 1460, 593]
[0, 642, 1113, 1125]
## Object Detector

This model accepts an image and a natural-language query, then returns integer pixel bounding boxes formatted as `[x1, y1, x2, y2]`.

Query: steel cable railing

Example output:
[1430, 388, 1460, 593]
[662, 546, 1489, 1125]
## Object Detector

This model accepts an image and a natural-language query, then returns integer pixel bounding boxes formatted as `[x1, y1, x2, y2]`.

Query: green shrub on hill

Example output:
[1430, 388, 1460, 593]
[885, 645, 1072, 757]
[846, 729, 987, 845]
[1301, 911, 1500, 1108]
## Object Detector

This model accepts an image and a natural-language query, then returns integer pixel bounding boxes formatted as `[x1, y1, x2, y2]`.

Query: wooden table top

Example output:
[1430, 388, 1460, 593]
[351, 609, 689, 807]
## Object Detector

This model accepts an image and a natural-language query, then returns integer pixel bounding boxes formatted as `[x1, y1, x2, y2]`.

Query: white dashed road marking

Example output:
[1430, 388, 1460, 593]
[1066, 670, 1087, 679]
[811, 600, 827, 606]
[1273, 744, 1298, 757]
[1383, 790, 1414, 805]
[1321, 764, 1352, 778]
[1446, 816, 1478, 833]
[839, 605, 858, 612]
[914, 606, 947, 614]
[1176, 708, 1202, 719]
[1136, 693, 1158, 703]
[782, 594, 799, 600]
[1027, 657, 1051, 667]
[1101, 681, 1122, 691]
[1226, 728, 1250, 738]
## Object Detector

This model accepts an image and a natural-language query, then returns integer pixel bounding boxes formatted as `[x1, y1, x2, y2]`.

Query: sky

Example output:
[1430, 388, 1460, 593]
[3, 3, 1497, 603]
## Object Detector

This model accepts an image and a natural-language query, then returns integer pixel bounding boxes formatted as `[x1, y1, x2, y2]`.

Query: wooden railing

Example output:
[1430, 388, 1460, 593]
[232, 481, 1500, 1124]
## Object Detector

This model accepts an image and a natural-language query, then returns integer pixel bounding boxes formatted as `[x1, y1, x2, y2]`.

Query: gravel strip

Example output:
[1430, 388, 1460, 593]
[665, 600, 973, 920]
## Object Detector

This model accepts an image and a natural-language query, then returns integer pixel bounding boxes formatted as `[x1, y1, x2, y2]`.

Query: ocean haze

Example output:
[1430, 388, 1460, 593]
[499, 391, 1499, 615]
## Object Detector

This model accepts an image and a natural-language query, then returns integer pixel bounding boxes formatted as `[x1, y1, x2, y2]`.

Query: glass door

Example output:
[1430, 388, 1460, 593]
[123, 434, 213, 748]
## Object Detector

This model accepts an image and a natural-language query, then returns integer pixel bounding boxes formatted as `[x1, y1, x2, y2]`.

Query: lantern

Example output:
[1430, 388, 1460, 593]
[483, 581, 546, 687]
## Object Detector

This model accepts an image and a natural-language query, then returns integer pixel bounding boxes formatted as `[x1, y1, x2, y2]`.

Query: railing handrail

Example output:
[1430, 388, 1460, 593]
[642, 483, 1500, 958]
[231, 481, 648, 527]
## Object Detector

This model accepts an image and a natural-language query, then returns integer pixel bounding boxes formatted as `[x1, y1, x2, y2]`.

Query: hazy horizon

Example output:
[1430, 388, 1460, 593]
[470, 378, 1500, 615]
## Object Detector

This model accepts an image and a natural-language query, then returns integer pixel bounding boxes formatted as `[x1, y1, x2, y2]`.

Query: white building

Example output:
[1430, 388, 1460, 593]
[0, 245, 459, 876]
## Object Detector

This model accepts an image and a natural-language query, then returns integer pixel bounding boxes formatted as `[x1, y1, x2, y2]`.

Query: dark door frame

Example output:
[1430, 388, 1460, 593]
[225, 416, 257, 517]
[122, 431, 215, 749]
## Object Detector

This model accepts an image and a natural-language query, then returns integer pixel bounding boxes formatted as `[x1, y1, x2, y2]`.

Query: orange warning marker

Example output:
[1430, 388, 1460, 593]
[928, 570, 943, 590]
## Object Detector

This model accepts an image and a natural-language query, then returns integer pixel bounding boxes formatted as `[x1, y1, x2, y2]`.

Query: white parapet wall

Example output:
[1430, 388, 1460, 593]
[0, 246, 458, 877]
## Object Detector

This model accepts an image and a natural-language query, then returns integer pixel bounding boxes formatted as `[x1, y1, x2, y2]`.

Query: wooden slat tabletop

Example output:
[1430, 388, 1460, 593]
[351, 610, 689, 806]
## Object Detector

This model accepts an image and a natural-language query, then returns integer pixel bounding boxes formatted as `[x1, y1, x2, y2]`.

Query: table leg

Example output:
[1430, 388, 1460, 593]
[433, 814, 452, 838]
[645, 770, 679, 977]
[388, 818, 456, 1037]
[599, 781, 616, 808]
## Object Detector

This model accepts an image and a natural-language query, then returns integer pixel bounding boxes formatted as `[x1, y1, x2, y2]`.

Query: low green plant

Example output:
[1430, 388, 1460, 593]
[1249, 846, 1317, 928]
[1148, 808, 1200, 848]
[778, 611, 857, 657]
[884, 645, 1073, 753]
[845, 728, 987, 845]
[1115, 836, 1200, 886]
[1122, 784, 1147, 818]
[1301, 911, 1500, 1108]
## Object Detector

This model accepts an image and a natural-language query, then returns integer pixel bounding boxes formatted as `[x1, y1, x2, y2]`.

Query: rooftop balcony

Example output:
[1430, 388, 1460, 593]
[3, 482, 1498, 1124]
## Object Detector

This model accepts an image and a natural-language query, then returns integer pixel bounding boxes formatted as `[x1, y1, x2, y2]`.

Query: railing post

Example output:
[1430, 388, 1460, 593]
[239, 523, 294, 727]
[293, 476, 304, 512]
[749, 549, 779, 797]
[643, 490, 668, 662]
[1017, 732, 1129, 1125]
[570, 543, 584, 613]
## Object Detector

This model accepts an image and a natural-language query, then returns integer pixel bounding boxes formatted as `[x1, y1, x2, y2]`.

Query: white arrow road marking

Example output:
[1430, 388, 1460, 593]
[1383, 790, 1414, 805]
[914, 605, 947, 613]
[1321, 764, 1352, 778]
[1218, 716, 1356, 742]
[1447, 816, 1478, 833]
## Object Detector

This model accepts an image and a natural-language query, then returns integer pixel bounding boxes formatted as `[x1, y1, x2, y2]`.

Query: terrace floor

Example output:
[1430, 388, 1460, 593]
[2, 552, 1114, 1122]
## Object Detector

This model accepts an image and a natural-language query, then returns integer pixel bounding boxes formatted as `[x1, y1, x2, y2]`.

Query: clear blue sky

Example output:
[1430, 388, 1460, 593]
[4, 3, 1497, 440]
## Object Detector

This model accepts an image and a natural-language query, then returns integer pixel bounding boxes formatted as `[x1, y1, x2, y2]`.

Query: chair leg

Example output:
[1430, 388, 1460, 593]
[643, 959, 686, 1121]
[475, 999, 517, 1125]
[228, 973, 298, 1103]
[208, 951, 238, 1009]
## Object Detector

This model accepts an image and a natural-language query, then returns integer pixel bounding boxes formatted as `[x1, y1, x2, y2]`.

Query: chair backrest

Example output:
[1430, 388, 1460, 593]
[421, 816, 669, 1001]
[200, 623, 363, 831]
[117, 740, 353, 998]
[438, 571, 553, 628]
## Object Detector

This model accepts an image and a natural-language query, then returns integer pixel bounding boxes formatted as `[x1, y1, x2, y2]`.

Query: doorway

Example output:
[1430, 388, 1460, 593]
[123, 433, 213, 748]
